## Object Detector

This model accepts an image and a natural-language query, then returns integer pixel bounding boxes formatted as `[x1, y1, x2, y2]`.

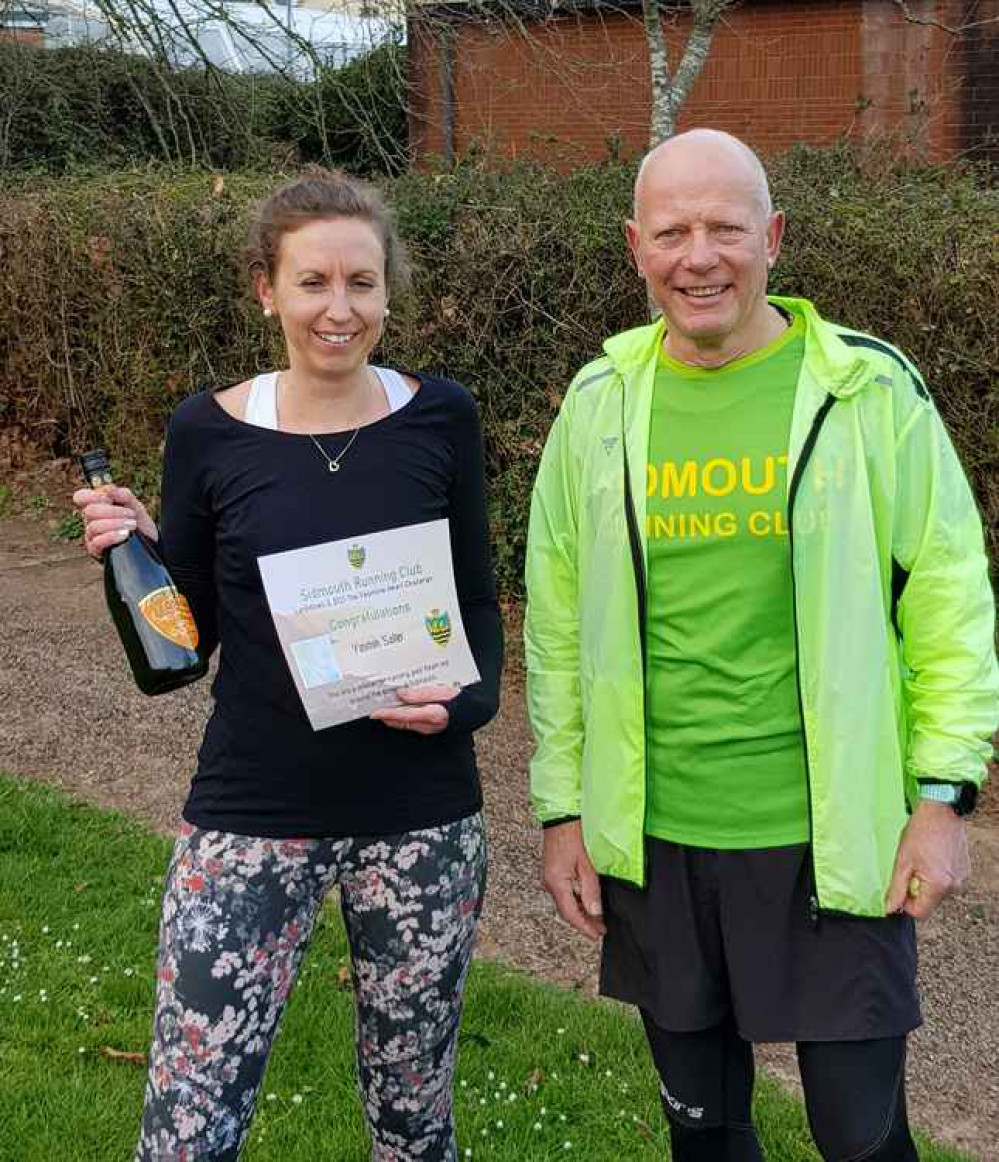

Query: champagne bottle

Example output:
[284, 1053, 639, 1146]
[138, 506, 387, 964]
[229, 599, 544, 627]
[80, 449, 208, 695]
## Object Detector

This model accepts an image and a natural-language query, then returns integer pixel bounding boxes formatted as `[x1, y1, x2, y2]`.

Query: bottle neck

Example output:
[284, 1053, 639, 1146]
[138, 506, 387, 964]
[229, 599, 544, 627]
[80, 449, 114, 488]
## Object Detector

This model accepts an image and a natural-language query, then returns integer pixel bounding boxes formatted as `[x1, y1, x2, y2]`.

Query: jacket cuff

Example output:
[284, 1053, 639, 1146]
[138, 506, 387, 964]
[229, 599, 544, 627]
[541, 815, 581, 830]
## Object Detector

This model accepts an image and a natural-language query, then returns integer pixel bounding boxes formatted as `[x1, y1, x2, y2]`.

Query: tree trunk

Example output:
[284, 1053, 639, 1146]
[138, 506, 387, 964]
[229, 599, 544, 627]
[642, 0, 732, 148]
[642, 0, 675, 146]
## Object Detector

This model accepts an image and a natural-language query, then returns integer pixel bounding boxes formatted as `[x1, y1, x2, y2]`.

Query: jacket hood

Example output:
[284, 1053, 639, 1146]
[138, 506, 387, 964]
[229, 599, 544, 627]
[602, 296, 874, 399]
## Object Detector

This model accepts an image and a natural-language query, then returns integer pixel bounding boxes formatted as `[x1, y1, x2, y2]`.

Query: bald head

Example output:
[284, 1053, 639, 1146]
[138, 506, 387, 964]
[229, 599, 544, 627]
[634, 130, 773, 220]
[625, 127, 787, 366]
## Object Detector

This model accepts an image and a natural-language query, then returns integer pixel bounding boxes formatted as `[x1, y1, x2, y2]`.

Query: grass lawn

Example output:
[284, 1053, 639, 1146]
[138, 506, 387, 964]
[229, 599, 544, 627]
[0, 774, 974, 1162]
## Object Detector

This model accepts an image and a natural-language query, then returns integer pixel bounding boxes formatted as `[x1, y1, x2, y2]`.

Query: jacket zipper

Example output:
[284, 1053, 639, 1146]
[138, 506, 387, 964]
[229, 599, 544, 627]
[622, 392, 650, 881]
[623, 443, 648, 672]
[786, 392, 837, 924]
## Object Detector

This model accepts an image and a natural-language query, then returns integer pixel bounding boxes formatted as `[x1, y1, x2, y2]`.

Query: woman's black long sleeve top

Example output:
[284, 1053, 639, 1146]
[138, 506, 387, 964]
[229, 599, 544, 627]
[158, 374, 503, 839]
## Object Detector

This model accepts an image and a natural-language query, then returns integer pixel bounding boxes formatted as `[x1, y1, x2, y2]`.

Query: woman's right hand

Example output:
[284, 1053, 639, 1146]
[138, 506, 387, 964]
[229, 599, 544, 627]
[72, 485, 158, 560]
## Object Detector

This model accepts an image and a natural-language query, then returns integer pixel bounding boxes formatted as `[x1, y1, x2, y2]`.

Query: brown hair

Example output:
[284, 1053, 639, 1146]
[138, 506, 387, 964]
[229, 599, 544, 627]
[246, 169, 410, 297]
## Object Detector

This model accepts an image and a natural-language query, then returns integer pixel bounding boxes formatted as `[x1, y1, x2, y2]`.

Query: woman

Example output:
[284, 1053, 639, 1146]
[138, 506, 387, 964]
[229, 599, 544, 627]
[73, 171, 503, 1161]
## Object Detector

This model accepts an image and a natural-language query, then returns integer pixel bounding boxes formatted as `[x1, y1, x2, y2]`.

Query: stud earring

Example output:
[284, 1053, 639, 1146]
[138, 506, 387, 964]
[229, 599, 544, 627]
[263, 308, 273, 318]
[384, 307, 391, 318]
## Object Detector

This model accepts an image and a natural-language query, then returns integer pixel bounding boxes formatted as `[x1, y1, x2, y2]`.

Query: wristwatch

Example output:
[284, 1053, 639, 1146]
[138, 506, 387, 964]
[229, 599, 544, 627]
[917, 780, 978, 816]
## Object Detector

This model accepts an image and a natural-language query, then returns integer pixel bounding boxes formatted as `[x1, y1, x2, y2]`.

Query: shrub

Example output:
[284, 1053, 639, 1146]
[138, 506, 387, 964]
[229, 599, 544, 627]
[0, 148, 995, 595]
[265, 42, 409, 176]
[0, 41, 407, 175]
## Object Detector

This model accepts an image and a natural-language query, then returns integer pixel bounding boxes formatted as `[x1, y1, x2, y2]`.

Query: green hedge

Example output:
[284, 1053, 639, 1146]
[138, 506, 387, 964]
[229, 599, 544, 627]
[1, 147, 995, 595]
[0, 42, 407, 175]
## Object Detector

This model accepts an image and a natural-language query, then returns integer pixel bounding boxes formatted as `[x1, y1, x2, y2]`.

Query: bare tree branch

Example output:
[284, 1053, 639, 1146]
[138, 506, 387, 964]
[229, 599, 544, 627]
[891, 0, 999, 34]
[670, 1, 728, 124]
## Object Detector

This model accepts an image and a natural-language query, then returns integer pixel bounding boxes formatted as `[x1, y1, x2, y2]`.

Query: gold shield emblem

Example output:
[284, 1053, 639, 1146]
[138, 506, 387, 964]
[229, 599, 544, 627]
[425, 608, 452, 647]
[348, 544, 366, 570]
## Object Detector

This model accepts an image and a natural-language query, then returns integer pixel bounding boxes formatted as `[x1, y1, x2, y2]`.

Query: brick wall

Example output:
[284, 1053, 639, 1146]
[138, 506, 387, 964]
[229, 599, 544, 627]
[0, 28, 43, 46]
[408, 0, 998, 165]
[958, 6, 999, 156]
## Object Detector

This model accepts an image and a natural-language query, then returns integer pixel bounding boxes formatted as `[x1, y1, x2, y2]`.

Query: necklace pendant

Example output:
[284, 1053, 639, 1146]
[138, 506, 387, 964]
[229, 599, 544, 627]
[329, 461, 340, 473]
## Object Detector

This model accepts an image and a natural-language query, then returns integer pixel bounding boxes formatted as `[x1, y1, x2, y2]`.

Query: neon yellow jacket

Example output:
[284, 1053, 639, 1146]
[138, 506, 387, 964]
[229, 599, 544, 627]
[525, 296, 998, 916]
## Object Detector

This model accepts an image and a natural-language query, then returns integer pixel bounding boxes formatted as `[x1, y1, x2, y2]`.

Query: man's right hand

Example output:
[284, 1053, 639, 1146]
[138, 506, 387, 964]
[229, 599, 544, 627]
[542, 819, 606, 942]
[72, 485, 158, 559]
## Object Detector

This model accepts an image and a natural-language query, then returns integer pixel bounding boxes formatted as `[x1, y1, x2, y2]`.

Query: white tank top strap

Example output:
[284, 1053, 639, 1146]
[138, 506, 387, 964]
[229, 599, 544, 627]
[244, 371, 279, 430]
[372, 366, 414, 414]
[243, 368, 408, 429]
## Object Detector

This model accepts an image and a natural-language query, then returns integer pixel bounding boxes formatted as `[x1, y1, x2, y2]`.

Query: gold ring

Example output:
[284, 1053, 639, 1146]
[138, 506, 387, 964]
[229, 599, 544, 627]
[907, 874, 921, 899]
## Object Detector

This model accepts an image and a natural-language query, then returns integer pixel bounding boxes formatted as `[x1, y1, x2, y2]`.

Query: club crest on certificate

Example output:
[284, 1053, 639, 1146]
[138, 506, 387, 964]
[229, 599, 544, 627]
[348, 544, 366, 570]
[425, 608, 452, 647]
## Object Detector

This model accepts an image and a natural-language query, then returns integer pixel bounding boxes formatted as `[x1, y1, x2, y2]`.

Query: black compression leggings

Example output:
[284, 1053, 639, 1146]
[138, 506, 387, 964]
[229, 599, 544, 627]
[641, 1013, 918, 1162]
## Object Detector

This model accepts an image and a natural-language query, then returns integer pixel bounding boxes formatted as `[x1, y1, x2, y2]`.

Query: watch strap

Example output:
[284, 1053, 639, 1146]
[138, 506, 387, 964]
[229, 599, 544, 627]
[917, 780, 978, 816]
[917, 782, 959, 804]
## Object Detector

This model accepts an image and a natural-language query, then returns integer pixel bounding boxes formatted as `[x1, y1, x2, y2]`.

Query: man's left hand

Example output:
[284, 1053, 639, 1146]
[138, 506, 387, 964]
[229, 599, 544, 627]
[885, 800, 970, 919]
[369, 684, 459, 735]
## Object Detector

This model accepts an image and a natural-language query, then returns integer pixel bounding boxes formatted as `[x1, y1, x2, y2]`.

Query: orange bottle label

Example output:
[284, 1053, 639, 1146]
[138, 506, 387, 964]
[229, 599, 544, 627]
[138, 587, 199, 650]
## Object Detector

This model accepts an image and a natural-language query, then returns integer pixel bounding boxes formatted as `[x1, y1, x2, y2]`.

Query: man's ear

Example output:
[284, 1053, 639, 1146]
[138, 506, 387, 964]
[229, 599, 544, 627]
[625, 219, 644, 277]
[766, 210, 786, 267]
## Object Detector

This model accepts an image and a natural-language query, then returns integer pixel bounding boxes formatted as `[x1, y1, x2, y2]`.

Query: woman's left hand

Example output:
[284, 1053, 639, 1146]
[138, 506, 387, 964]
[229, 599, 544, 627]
[370, 684, 460, 736]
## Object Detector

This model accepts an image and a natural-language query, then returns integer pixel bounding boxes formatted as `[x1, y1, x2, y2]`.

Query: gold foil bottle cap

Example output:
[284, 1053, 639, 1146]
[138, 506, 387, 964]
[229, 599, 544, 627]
[80, 448, 114, 489]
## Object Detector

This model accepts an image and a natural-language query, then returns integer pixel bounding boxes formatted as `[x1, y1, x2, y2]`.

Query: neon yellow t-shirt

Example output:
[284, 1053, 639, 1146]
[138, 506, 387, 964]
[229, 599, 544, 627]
[645, 318, 809, 849]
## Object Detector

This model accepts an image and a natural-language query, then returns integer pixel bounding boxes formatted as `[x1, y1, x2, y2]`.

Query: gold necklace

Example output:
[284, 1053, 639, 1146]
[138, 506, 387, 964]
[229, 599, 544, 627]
[307, 428, 361, 474]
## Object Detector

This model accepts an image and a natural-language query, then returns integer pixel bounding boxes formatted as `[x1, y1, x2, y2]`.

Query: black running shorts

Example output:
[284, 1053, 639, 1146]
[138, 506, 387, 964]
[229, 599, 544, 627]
[599, 839, 921, 1042]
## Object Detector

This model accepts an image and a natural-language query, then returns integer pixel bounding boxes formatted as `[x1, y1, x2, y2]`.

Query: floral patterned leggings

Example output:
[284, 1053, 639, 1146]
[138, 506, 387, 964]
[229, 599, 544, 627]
[134, 812, 487, 1162]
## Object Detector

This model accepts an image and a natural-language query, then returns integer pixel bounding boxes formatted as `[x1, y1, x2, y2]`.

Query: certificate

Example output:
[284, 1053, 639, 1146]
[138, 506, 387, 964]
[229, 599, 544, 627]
[257, 519, 480, 731]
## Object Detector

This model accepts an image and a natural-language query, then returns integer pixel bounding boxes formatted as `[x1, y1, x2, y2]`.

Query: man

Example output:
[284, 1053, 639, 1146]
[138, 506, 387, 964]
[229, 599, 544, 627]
[524, 129, 997, 1161]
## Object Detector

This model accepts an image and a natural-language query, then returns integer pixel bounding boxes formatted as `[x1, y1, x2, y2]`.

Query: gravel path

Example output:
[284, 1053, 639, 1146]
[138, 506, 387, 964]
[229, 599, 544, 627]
[1, 499, 995, 1160]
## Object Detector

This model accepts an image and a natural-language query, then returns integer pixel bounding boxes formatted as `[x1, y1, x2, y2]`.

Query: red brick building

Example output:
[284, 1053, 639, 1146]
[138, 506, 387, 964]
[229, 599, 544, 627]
[408, 0, 998, 165]
[0, 17, 44, 46]
[0, 28, 43, 43]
